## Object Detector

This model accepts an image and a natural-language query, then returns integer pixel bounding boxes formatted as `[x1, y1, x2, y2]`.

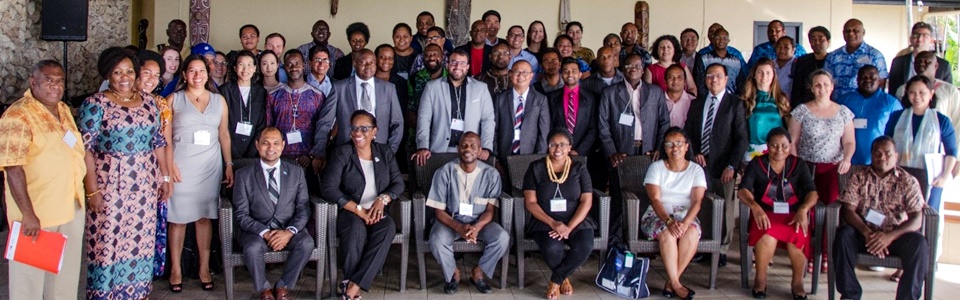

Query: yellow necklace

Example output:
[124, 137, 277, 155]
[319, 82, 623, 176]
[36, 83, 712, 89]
[545, 155, 571, 184]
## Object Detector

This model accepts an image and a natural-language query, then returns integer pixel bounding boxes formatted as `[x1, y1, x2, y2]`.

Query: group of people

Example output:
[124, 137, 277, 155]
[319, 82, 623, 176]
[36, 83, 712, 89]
[0, 7, 957, 300]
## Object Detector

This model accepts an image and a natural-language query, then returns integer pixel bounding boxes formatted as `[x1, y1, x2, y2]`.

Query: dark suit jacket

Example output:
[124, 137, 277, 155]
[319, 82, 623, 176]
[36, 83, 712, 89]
[320, 142, 405, 208]
[455, 43, 493, 76]
[312, 77, 404, 158]
[684, 92, 749, 178]
[547, 86, 598, 155]
[233, 160, 310, 235]
[598, 82, 670, 156]
[220, 82, 267, 159]
[580, 71, 625, 96]
[333, 54, 354, 80]
[888, 54, 952, 95]
[493, 88, 550, 160]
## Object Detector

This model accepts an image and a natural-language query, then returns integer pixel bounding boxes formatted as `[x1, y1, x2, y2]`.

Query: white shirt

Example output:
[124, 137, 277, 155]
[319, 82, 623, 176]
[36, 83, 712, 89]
[643, 160, 708, 208]
[355, 76, 377, 115]
[624, 81, 643, 141]
[238, 85, 251, 106]
[702, 89, 727, 130]
[512, 88, 530, 142]
[358, 158, 378, 209]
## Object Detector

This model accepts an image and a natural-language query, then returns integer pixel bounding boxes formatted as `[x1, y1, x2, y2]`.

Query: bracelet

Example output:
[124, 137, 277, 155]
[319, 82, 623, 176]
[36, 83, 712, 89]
[226, 161, 234, 166]
[379, 194, 391, 205]
[665, 218, 675, 225]
[162, 175, 171, 183]
[85, 189, 101, 197]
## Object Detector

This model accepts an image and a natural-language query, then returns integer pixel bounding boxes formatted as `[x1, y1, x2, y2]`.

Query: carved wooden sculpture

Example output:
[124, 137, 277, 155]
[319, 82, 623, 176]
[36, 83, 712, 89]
[445, 0, 470, 46]
[635, 1, 649, 49]
[138, 19, 148, 50]
[190, 0, 210, 45]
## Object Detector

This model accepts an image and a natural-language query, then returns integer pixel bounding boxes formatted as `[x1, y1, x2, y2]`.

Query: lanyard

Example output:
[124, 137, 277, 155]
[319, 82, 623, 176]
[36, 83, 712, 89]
[288, 89, 302, 130]
[451, 82, 465, 120]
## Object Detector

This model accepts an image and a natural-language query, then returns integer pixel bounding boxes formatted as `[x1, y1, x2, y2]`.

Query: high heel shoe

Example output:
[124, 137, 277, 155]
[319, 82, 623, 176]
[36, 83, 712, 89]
[662, 282, 676, 298]
[678, 286, 696, 300]
[751, 289, 767, 299]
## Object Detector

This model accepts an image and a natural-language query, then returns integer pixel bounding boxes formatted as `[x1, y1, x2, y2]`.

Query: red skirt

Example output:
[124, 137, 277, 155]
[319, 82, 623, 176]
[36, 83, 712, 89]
[747, 211, 812, 258]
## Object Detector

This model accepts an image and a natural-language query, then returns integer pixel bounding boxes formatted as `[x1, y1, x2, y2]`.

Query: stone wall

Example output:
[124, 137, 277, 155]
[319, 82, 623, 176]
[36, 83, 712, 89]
[0, 0, 130, 104]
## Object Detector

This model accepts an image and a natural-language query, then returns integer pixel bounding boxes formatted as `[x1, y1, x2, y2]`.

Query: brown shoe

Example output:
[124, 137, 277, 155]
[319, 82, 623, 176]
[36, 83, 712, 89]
[546, 281, 560, 300]
[260, 289, 276, 300]
[274, 287, 291, 300]
[560, 278, 573, 295]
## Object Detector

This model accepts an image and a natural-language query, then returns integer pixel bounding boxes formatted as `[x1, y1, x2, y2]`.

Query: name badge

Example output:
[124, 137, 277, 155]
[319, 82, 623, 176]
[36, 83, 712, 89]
[853, 118, 867, 129]
[63, 130, 77, 148]
[235, 122, 253, 136]
[618, 113, 635, 126]
[194, 130, 211, 146]
[458, 202, 474, 216]
[865, 209, 886, 227]
[286, 130, 303, 144]
[451, 118, 465, 131]
[773, 202, 789, 214]
[550, 198, 567, 212]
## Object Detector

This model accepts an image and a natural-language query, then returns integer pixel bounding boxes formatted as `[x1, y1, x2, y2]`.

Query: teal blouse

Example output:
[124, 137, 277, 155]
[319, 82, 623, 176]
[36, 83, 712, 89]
[748, 91, 784, 145]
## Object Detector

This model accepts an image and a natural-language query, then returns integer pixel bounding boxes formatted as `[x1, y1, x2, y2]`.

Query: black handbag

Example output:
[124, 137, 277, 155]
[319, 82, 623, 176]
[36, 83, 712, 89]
[595, 246, 650, 299]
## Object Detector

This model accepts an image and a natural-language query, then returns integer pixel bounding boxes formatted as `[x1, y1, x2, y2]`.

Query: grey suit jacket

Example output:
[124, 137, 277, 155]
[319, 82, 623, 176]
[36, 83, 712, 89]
[598, 82, 671, 156]
[312, 76, 404, 158]
[493, 88, 550, 159]
[232, 161, 310, 236]
[416, 77, 496, 152]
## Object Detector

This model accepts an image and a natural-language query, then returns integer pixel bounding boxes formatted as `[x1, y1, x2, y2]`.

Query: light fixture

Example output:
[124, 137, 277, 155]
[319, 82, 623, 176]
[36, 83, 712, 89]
[917, 0, 925, 12]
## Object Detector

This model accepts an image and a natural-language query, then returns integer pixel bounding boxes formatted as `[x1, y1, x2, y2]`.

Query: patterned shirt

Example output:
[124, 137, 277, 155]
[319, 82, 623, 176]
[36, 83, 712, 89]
[621, 44, 654, 67]
[693, 48, 748, 96]
[266, 84, 325, 156]
[409, 52, 448, 77]
[791, 103, 854, 163]
[746, 41, 807, 70]
[296, 42, 345, 78]
[0, 90, 86, 227]
[475, 70, 510, 99]
[824, 43, 888, 97]
[839, 166, 924, 232]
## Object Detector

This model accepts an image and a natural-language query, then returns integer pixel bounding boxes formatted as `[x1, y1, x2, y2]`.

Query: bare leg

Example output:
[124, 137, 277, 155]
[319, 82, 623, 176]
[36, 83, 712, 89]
[676, 227, 701, 274]
[753, 234, 778, 292]
[658, 231, 685, 294]
[195, 218, 213, 283]
[786, 243, 808, 296]
[168, 223, 187, 285]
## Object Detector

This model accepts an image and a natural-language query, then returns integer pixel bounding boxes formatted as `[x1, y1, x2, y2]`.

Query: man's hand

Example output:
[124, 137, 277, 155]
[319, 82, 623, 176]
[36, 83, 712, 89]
[609, 153, 627, 168]
[20, 213, 41, 241]
[296, 155, 312, 169]
[463, 224, 478, 243]
[478, 149, 491, 161]
[268, 229, 294, 251]
[311, 157, 326, 173]
[411, 149, 432, 166]
[866, 231, 895, 258]
[694, 154, 707, 167]
[261, 230, 276, 242]
[720, 168, 735, 184]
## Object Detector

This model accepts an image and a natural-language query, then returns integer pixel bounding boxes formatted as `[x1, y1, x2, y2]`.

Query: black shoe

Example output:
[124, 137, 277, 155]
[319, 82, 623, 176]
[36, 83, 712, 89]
[472, 278, 492, 294]
[718, 254, 727, 267]
[337, 280, 349, 296]
[751, 289, 767, 299]
[690, 253, 706, 263]
[443, 279, 459, 294]
[662, 288, 676, 298]
[792, 293, 808, 300]
[680, 286, 696, 300]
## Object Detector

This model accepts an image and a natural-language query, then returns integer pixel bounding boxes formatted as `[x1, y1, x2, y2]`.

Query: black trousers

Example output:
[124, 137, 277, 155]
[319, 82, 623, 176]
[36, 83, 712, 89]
[833, 225, 928, 300]
[337, 211, 396, 291]
[531, 228, 595, 284]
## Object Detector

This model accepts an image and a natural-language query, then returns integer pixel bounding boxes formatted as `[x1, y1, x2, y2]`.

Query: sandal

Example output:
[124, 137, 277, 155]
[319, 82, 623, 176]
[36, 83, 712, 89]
[200, 281, 214, 291]
[168, 282, 183, 293]
[560, 278, 573, 295]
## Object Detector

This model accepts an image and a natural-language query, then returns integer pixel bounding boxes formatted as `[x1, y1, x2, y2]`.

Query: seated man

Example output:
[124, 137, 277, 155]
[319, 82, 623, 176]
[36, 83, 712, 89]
[426, 132, 510, 294]
[834, 136, 928, 300]
[233, 127, 314, 300]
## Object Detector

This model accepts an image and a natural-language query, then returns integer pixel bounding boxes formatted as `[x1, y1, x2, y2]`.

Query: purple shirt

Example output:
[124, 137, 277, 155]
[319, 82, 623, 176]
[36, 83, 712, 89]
[266, 84, 325, 156]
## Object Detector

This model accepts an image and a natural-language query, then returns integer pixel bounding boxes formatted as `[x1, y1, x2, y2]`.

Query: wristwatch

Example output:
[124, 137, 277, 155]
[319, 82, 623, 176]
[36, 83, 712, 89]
[379, 194, 391, 205]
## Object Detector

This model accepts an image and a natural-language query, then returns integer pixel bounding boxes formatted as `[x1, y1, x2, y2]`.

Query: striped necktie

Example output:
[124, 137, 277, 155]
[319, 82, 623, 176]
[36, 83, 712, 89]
[566, 93, 577, 134]
[702, 96, 717, 156]
[512, 95, 524, 154]
[267, 167, 279, 205]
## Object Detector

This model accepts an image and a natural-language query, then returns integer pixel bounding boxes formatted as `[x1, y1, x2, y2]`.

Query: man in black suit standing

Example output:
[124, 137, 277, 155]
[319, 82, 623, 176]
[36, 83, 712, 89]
[548, 58, 597, 157]
[233, 127, 314, 300]
[493, 60, 550, 185]
[684, 63, 748, 266]
[889, 22, 952, 95]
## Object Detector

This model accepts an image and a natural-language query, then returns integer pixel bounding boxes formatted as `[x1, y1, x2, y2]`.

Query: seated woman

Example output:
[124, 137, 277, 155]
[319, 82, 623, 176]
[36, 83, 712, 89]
[739, 127, 817, 300]
[523, 131, 596, 300]
[321, 110, 404, 300]
[641, 127, 705, 300]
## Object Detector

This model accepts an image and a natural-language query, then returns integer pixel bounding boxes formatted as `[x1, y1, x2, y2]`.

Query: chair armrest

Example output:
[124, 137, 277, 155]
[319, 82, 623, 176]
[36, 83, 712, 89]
[398, 196, 412, 239]
[498, 192, 514, 238]
[219, 197, 234, 255]
[624, 192, 641, 244]
[812, 202, 826, 239]
[825, 202, 842, 261]
[412, 191, 427, 244]
[923, 206, 940, 258]
[594, 190, 611, 246]
[514, 195, 528, 242]
[310, 197, 324, 242]
[738, 200, 750, 238]
[706, 193, 723, 242]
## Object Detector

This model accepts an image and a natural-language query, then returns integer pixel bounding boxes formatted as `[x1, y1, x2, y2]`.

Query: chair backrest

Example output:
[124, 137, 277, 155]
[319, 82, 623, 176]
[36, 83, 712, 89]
[413, 153, 495, 195]
[506, 154, 587, 192]
[617, 155, 654, 204]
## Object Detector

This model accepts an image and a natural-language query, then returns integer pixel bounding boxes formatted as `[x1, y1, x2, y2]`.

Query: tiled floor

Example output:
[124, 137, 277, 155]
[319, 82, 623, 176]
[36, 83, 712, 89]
[2, 233, 959, 299]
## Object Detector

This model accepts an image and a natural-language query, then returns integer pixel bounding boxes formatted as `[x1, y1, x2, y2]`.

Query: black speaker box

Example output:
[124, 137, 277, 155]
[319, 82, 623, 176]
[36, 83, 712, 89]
[40, 0, 88, 42]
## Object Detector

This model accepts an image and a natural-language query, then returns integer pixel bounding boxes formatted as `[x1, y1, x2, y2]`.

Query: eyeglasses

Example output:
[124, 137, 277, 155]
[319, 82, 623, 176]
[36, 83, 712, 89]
[623, 64, 643, 71]
[548, 143, 571, 148]
[351, 125, 374, 133]
[214, 61, 228, 67]
[426, 36, 443, 42]
[312, 58, 331, 64]
[663, 141, 687, 148]
[447, 60, 469, 68]
[511, 71, 533, 77]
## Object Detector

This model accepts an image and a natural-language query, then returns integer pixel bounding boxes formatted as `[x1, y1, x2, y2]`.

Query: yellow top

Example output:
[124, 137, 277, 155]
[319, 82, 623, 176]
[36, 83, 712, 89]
[0, 89, 86, 227]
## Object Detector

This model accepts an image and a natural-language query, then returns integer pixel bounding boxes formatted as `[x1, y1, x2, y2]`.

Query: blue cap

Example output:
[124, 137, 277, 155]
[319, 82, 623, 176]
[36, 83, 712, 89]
[191, 43, 216, 56]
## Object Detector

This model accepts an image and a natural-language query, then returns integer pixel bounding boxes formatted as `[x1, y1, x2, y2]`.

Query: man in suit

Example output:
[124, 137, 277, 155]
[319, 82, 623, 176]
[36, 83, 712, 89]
[493, 60, 550, 165]
[684, 63, 748, 266]
[412, 48, 496, 166]
[889, 22, 952, 95]
[233, 127, 314, 300]
[455, 20, 493, 77]
[581, 46, 624, 96]
[598, 53, 670, 246]
[312, 49, 404, 171]
[548, 57, 598, 157]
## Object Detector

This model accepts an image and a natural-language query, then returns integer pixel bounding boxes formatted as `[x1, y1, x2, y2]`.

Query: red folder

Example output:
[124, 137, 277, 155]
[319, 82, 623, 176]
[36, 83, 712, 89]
[4, 221, 67, 274]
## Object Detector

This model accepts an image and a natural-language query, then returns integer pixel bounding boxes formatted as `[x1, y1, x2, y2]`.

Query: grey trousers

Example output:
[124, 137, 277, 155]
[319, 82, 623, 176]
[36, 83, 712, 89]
[709, 177, 737, 253]
[239, 230, 315, 292]
[429, 221, 510, 282]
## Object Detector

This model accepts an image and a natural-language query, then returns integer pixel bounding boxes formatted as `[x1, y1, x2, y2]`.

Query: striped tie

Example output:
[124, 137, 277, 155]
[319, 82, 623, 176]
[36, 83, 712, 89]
[267, 167, 279, 204]
[566, 93, 576, 134]
[702, 96, 717, 156]
[512, 96, 524, 154]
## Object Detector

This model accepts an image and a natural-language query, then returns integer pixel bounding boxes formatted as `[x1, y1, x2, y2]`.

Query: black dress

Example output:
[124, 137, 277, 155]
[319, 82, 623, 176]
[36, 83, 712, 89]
[522, 158, 597, 233]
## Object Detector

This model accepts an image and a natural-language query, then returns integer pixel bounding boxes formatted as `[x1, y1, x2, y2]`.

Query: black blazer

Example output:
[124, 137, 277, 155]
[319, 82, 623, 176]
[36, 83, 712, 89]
[888, 54, 953, 95]
[232, 160, 310, 235]
[220, 82, 267, 159]
[683, 92, 749, 178]
[333, 54, 354, 80]
[493, 88, 551, 160]
[597, 83, 670, 156]
[454, 43, 493, 75]
[320, 142, 405, 208]
[547, 86, 598, 155]
[580, 71, 624, 96]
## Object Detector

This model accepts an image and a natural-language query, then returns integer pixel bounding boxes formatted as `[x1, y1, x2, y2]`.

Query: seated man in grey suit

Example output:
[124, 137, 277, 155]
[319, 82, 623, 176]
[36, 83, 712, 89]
[312, 48, 404, 171]
[427, 132, 509, 294]
[233, 127, 314, 300]
[412, 48, 496, 166]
